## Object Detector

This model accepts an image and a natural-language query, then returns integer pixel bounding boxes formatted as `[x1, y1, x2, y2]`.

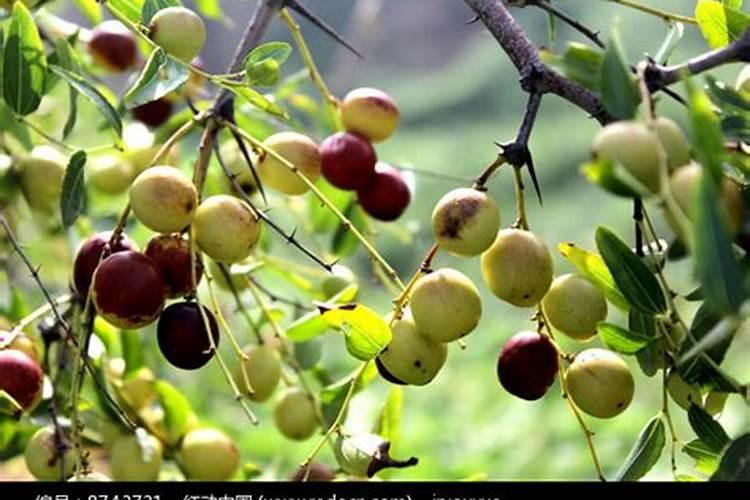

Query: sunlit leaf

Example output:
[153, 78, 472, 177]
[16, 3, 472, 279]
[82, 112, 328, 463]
[124, 49, 189, 109]
[3, 2, 47, 116]
[322, 305, 392, 361]
[557, 242, 629, 311]
[598, 322, 654, 355]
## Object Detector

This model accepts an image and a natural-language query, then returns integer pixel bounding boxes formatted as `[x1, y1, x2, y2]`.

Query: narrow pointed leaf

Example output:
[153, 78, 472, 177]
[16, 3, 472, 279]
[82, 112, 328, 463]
[3, 2, 47, 116]
[60, 150, 87, 228]
[615, 416, 666, 481]
[688, 404, 730, 453]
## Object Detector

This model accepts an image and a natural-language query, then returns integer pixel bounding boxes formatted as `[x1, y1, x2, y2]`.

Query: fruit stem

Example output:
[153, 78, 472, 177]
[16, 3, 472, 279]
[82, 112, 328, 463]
[539, 309, 606, 481]
[660, 368, 681, 479]
[301, 361, 370, 473]
[473, 155, 506, 189]
[511, 165, 530, 230]
[280, 8, 342, 129]
[605, 0, 696, 24]
[188, 237, 259, 426]
[222, 119, 405, 291]
[5, 294, 73, 339]
[390, 244, 439, 325]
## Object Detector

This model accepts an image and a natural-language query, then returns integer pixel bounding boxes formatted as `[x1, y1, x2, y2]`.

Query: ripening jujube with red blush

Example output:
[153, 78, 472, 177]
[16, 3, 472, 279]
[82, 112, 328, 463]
[91, 251, 167, 329]
[157, 302, 220, 370]
[497, 331, 559, 401]
[0, 349, 43, 411]
[256, 132, 321, 195]
[357, 163, 411, 221]
[73, 231, 135, 297]
[432, 188, 500, 256]
[88, 20, 138, 73]
[129, 166, 198, 234]
[320, 132, 377, 190]
[144, 233, 203, 298]
[340, 87, 400, 142]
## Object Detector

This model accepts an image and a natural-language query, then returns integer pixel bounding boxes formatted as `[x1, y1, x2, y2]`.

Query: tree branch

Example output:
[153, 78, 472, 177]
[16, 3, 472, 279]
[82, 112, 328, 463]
[464, 0, 612, 124]
[645, 29, 750, 91]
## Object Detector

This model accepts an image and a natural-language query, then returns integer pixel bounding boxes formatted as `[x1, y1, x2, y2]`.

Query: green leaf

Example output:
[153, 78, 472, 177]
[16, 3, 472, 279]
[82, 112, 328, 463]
[598, 322, 654, 355]
[60, 150, 86, 229]
[683, 439, 721, 475]
[0, 100, 32, 149]
[217, 82, 288, 118]
[678, 309, 737, 385]
[108, 0, 145, 23]
[374, 387, 402, 454]
[654, 22, 685, 65]
[688, 404, 731, 453]
[124, 49, 188, 109]
[121, 330, 145, 376]
[615, 416, 666, 481]
[319, 362, 378, 427]
[599, 31, 639, 120]
[3, 2, 47, 116]
[141, 0, 182, 25]
[51, 39, 82, 139]
[557, 242, 629, 311]
[705, 75, 750, 112]
[73, 0, 103, 25]
[692, 175, 746, 314]
[245, 41, 292, 69]
[194, 0, 222, 19]
[711, 434, 750, 480]
[695, 0, 750, 49]
[595, 227, 667, 315]
[285, 285, 359, 342]
[322, 305, 392, 361]
[540, 42, 602, 92]
[0, 390, 22, 417]
[48, 65, 122, 137]
[153, 380, 194, 445]
[580, 157, 653, 199]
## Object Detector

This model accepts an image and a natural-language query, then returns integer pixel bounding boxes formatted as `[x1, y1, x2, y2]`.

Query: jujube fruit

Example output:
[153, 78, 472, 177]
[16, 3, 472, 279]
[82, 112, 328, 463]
[273, 388, 318, 441]
[480, 228, 553, 307]
[109, 433, 163, 481]
[542, 274, 608, 341]
[653, 117, 691, 170]
[0, 349, 43, 410]
[132, 98, 174, 128]
[157, 302, 220, 370]
[321, 264, 357, 299]
[88, 20, 138, 72]
[736, 64, 750, 94]
[432, 188, 500, 256]
[565, 348, 635, 419]
[180, 428, 240, 481]
[320, 132, 377, 190]
[409, 268, 481, 343]
[666, 371, 702, 411]
[233, 344, 282, 402]
[144, 233, 203, 298]
[290, 462, 336, 481]
[704, 391, 729, 416]
[129, 166, 198, 234]
[0, 330, 40, 362]
[257, 132, 321, 195]
[497, 331, 559, 401]
[219, 140, 258, 195]
[340, 87, 400, 142]
[193, 195, 262, 263]
[91, 251, 167, 329]
[18, 146, 66, 215]
[669, 162, 744, 234]
[377, 310, 448, 385]
[24, 426, 74, 481]
[117, 367, 156, 411]
[149, 7, 206, 63]
[592, 121, 664, 194]
[72, 231, 135, 296]
[356, 163, 411, 221]
[88, 155, 135, 194]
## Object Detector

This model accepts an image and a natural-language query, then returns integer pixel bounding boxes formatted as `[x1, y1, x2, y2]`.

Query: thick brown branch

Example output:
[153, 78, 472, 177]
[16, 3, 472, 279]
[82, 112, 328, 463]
[464, 0, 611, 124]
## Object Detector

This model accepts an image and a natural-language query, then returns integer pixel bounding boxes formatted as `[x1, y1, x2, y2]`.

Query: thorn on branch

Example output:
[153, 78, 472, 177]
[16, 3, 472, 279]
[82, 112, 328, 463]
[284, 0, 364, 58]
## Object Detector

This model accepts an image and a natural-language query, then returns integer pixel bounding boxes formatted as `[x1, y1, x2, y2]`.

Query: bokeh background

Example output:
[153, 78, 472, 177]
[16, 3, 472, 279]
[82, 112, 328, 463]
[2, 0, 749, 480]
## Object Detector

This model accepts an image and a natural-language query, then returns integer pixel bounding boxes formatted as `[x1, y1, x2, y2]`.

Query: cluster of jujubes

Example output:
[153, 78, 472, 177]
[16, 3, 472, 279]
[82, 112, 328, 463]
[319, 88, 411, 221]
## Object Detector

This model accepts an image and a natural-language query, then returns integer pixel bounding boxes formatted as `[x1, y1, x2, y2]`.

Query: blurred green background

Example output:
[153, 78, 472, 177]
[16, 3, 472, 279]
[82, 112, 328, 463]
[2, 0, 749, 481]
